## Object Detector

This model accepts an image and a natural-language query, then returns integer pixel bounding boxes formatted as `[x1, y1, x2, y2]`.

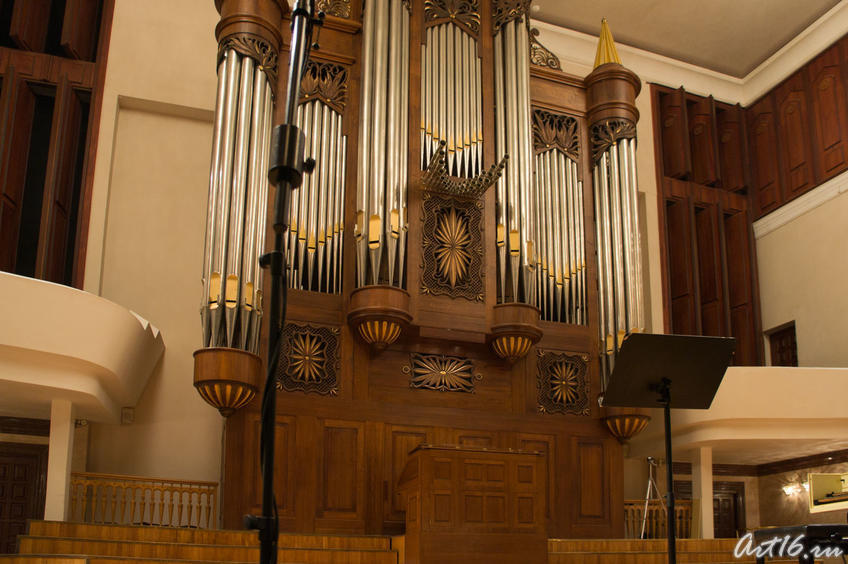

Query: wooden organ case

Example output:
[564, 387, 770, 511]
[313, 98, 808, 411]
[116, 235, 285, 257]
[211, 0, 642, 539]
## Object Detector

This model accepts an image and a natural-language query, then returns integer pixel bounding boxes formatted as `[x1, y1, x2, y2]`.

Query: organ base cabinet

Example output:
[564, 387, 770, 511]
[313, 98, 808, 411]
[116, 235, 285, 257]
[397, 445, 548, 564]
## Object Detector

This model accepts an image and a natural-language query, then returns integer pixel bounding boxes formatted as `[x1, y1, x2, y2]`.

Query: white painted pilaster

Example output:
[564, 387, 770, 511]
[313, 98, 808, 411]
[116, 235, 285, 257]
[692, 446, 714, 539]
[45, 399, 76, 520]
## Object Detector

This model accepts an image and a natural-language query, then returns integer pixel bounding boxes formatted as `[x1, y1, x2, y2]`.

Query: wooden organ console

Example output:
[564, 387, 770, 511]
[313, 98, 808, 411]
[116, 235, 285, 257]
[193, 0, 649, 540]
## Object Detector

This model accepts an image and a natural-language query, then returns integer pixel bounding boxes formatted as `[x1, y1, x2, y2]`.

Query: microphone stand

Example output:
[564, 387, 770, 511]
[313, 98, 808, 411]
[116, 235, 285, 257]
[246, 2, 319, 564]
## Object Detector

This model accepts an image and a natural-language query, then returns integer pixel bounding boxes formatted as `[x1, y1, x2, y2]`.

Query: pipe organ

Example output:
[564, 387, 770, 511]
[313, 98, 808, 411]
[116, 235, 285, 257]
[288, 61, 348, 293]
[355, 0, 410, 288]
[198, 0, 652, 541]
[586, 19, 645, 384]
[201, 45, 274, 352]
[420, 3, 483, 178]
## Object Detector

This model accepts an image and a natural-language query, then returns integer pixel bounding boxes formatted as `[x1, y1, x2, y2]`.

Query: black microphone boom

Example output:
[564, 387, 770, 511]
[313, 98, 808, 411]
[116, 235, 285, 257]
[245, 2, 320, 564]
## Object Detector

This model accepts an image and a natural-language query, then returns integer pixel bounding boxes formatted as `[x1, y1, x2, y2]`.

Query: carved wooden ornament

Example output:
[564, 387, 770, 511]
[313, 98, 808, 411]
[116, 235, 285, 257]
[277, 323, 340, 395]
[404, 353, 482, 392]
[536, 349, 590, 415]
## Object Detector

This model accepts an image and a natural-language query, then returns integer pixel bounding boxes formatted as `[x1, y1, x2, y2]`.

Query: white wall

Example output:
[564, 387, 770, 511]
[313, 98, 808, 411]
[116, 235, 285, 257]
[755, 180, 848, 367]
[84, 0, 223, 482]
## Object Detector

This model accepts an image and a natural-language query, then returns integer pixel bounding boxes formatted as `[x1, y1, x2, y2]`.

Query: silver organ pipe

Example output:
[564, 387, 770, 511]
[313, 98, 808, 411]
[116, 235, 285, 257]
[288, 96, 348, 294]
[356, 0, 410, 287]
[420, 18, 483, 179]
[200, 47, 274, 352]
[493, 15, 535, 304]
[592, 124, 644, 383]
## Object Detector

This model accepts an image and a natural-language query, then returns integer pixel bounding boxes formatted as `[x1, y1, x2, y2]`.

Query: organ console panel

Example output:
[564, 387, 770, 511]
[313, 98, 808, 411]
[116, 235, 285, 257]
[195, 0, 644, 538]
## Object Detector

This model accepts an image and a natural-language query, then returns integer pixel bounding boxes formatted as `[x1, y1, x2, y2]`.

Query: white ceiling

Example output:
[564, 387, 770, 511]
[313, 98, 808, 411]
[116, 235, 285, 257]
[529, 0, 841, 78]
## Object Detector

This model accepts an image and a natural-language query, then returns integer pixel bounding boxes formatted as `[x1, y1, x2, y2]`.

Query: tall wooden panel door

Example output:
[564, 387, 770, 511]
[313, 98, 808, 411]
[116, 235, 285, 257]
[807, 45, 848, 182]
[0, 443, 47, 554]
[775, 72, 814, 200]
[665, 196, 699, 335]
[315, 419, 366, 532]
[659, 88, 691, 179]
[723, 211, 759, 365]
[746, 95, 783, 216]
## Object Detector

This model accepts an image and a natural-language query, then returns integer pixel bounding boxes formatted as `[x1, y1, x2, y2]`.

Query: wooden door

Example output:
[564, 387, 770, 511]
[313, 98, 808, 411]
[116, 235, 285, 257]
[0, 443, 47, 554]
[712, 492, 739, 538]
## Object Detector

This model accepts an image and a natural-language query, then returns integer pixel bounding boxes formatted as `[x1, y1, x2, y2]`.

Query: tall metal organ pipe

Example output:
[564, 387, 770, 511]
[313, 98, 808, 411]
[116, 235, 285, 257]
[532, 145, 587, 324]
[420, 20, 483, 178]
[355, 0, 410, 287]
[201, 47, 274, 353]
[286, 99, 347, 293]
[493, 13, 536, 305]
[586, 19, 644, 385]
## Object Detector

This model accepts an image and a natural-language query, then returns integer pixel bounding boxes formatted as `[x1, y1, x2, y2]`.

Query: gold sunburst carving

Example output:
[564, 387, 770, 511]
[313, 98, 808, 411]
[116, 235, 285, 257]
[549, 361, 579, 404]
[403, 353, 480, 393]
[434, 207, 472, 287]
[290, 333, 326, 383]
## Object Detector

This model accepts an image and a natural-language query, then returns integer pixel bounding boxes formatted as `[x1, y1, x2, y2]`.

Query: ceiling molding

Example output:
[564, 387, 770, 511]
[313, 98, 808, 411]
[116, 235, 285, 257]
[672, 450, 848, 478]
[530, 0, 848, 106]
[753, 169, 848, 239]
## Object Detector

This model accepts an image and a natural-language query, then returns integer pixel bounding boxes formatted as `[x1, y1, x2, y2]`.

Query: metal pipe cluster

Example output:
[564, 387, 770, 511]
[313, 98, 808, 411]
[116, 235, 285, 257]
[355, 0, 410, 288]
[420, 23, 483, 178]
[593, 135, 644, 381]
[534, 149, 586, 324]
[493, 18, 535, 305]
[201, 48, 273, 352]
[287, 100, 347, 293]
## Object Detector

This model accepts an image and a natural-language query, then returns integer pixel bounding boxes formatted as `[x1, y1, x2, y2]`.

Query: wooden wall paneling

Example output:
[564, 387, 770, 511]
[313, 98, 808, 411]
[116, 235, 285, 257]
[659, 87, 691, 179]
[383, 424, 435, 531]
[0, 74, 35, 271]
[715, 102, 748, 192]
[686, 94, 719, 186]
[723, 210, 759, 365]
[9, 0, 51, 52]
[716, 201, 733, 342]
[774, 71, 815, 200]
[221, 411, 297, 530]
[806, 44, 848, 182]
[665, 194, 699, 335]
[315, 418, 367, 532]
[693, 204, 726, 336]
[651, 85, 672, 332]
[36, 77, 84, 282]
[569, 436, 622, 537]
[516, 433, 556, 529]
[746, 94, 783, 217]
[61, 0, 101, 61]
[72, 0, 114, 288]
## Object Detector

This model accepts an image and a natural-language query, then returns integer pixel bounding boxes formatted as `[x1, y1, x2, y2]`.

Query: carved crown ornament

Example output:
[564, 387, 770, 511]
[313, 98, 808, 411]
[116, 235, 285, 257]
[277, 323, 340, 395]
[529, 27, 560, 71]
[403, 353, 482, 393]
[532, 108, 579, 161]
[591, 118, 636, 162]
[536, 349, 590, 416]
[299, 60, 348, 114]
[491, 0, 530, 33]
[316, 0, 352, 19]
[218, 33, 279, 88]
[424, 0, 481, 35]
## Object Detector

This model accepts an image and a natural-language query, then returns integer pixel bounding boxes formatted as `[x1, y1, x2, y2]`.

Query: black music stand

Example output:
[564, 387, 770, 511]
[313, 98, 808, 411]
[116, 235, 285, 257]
[602, 333, 736, 564]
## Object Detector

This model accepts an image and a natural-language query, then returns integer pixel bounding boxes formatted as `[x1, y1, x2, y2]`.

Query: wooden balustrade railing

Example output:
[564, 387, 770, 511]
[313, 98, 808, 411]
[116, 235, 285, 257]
[69, 472, 218, 529]
[623, 499, 693, 539]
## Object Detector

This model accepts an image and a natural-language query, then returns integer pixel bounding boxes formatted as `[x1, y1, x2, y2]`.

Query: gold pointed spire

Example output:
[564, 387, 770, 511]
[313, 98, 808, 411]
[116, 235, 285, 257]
[594, 18, 621, 68]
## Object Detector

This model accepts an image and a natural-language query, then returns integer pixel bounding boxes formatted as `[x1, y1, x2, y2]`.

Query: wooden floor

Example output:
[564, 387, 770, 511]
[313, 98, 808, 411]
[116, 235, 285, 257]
[549, 538, 810, 563]
[0, 523, 812, 564]
[1, 521, 399, 564]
